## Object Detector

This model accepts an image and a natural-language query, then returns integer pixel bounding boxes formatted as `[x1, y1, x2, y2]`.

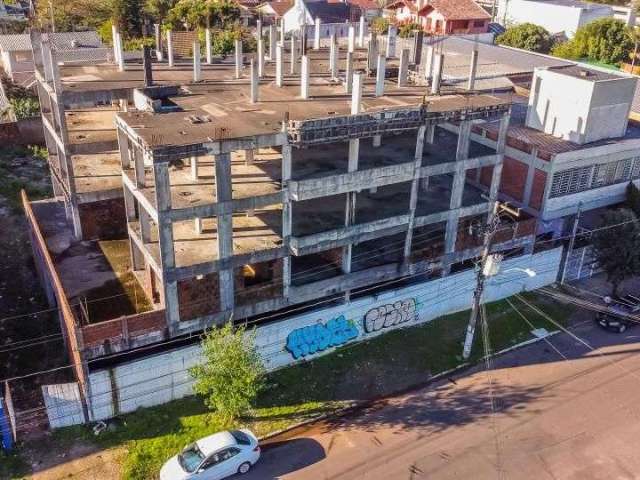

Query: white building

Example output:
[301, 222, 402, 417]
[497, 0, 614, 38]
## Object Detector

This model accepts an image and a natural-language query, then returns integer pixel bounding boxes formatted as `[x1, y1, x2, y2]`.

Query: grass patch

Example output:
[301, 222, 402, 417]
[51, 292, 574, 480]
[0, 450, 29, 480]
[0, 146, 51, 211]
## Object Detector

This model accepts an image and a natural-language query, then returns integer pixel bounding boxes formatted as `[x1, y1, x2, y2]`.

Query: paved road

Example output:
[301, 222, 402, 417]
[244, 320, 640, 480]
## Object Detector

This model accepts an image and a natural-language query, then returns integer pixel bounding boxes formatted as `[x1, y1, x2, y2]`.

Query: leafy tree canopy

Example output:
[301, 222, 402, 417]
[592, 208, 640, 295]
[552, 18, 633, 65]
[496, 23, 555, 53]
[190, 323, 265, 422]
[166, 0, 240, 30]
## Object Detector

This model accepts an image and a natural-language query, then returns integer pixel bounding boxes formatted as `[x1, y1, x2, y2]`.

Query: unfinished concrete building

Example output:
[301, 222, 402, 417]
[27, 23, 541, 369]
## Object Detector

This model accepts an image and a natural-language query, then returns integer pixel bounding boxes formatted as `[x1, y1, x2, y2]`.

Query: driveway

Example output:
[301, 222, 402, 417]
[245, 319, 640, 479]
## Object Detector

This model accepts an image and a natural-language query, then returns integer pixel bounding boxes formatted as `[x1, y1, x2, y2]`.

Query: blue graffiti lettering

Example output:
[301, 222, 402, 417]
[286, 315, 359, 359]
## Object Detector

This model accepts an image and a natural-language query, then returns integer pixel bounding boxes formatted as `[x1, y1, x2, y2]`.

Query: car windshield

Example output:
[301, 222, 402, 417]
[178, 443, 205, 473]
[230, 430, 251, 445]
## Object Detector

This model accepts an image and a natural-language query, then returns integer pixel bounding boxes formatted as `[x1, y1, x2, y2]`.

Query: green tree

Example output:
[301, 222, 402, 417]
[592, 208, 640, 295]
[35, 0, 112, 31]
[166, 0, 240, 30]
[398, 22, 421, 38]
[112, 0, 144, 38]
[496, 23, 555, 53]
[370, 17, 389, 35]
[552, 18, 633, 65]
[626, 182, 640, 217]
[144, 0, 177, 22]
[190, 323, 265, 422]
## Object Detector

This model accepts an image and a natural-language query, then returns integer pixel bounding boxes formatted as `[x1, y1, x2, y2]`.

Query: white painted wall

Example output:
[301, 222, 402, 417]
[80, 247, 562, 423]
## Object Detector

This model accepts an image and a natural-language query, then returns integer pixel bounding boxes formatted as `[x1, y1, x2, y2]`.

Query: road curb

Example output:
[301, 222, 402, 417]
[258, 330, 560, 443]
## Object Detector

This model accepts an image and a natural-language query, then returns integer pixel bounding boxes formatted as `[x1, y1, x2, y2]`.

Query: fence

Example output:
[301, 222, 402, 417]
[563, 245, 601, 282]
[40, 247, 563, 428]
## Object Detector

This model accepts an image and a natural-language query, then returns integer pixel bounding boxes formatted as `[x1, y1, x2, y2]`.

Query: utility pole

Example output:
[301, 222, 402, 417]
[560, 201, 582, 285]
[462, 201, 518, 360]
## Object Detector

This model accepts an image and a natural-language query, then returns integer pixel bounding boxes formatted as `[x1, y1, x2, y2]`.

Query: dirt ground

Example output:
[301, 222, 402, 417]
[24, 443, 125, 480]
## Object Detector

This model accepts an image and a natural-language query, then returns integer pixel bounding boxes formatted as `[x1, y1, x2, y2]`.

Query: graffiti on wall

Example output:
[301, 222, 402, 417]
[285, 315, 359, 359]
[363, 298, 418, 334]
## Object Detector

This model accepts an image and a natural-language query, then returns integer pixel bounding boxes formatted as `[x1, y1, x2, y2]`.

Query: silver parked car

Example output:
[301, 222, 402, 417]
[160, 429, 260, 480]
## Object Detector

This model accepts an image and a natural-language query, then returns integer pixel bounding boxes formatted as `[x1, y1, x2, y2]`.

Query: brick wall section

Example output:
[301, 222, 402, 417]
[499, 157, 528, 202]
[0, 118, 45, 146]
[178, 273, 220, 321]
[529, 169, 547, 211]
[81, 309, 167, 347]
[235, 259, 284, 307]
[479, 165, 493, 188]
[79, 198, 127, 240]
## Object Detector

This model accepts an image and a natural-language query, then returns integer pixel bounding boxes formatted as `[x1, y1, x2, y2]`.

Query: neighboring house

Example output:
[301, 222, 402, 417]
[282, 0, 358, 32]
[497, 0, 615, 38]
[388, 0, 490, 35]
[0, 31, 104, 83]
[329, 0, 380, 20]
[256, 1, 294, 24]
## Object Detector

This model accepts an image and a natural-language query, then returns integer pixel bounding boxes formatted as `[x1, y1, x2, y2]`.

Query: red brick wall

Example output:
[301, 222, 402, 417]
[178, 273, 220, 321]
[79, 197, 127, 240]
[235, 259, 283, 307]
[499, 157, 528, 202]
[479, 166, 493, 188]
[529, 169, 547, 211]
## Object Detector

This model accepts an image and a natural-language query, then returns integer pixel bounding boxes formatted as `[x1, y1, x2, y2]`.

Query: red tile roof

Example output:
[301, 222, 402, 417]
[418, 0, 490, 20]
[259, 0, 293, 16]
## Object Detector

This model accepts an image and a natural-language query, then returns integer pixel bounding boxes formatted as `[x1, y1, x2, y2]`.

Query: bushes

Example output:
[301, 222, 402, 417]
[496, 23, 555, 53]
[552, 18, 633, 65]
[371, 17, 389, 35]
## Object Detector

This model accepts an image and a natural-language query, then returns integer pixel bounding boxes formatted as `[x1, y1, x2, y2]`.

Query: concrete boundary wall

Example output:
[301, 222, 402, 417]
[81, 247, 563, 423]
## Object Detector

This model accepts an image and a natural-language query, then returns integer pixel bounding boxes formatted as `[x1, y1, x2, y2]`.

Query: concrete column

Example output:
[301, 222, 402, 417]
[257, 20, 264, 77]
[235, 39, 242, 79]
[250, 57, 259, 103]
[314, 17, 321, 49]
[290, 35, 297, 74]
[489, 112, 511, 202]
[345, 51, 354, 93]
[403, 125, 426, 261]
[375, 54, 386, 97]
[215, 153, 235, 316]
[192, 41, 201, 82]
[154, 23, 163, 61]
[431, 53, 444, 95]
[456, 119, 472, 162]
[191, 155, 198, 179]
[112, 24, 120, 65]
[143, 46, 153, 87]
[153, 162, 180, 330]
[205, 29, 213, 64]
[373, 135, 381, 147]
[386, 25, 397, 58]
[281, 144, 292, 297]
[348, 24, 355, 53]
[426, 124, 435, 143]
[358, 16, 365, 47]
[117, 127, 131, 169]
[331, 42, 339, 80]
[342, 137, 360, 276]
[244, 149, 254, 165]
[329, 32, 337, 73]
[413, 31, 424, 65]
[300, 54, 310, 99]
[140, 208, 152, 242]
[166, 30, 174, 67]
[467, 48, 478, 91]
[276, 42, 284, 87]
[133, 146, 145, 188]
[398, 48, 409, 87]
[116, 33, 125, 72]
[280, 18, 285, 45]
[424, 45, 434, 82]
[269, 25, 276, 60]
[351, 72, 362, 115]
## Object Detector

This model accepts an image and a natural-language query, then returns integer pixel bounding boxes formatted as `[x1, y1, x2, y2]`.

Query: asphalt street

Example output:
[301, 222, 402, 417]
[242, 319, 640, 480]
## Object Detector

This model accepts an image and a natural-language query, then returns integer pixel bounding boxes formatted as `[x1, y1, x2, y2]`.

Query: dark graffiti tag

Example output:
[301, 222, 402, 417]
[363, 299, 418, 334]
[285, 315, 359, 359]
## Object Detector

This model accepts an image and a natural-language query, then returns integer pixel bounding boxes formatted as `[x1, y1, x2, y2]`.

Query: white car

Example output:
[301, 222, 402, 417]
[160, 429, 261, 480]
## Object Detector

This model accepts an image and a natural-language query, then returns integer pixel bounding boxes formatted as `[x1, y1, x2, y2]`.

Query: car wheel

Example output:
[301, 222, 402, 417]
[619, 324, 628, 333]
[238, 462, 252, 475]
